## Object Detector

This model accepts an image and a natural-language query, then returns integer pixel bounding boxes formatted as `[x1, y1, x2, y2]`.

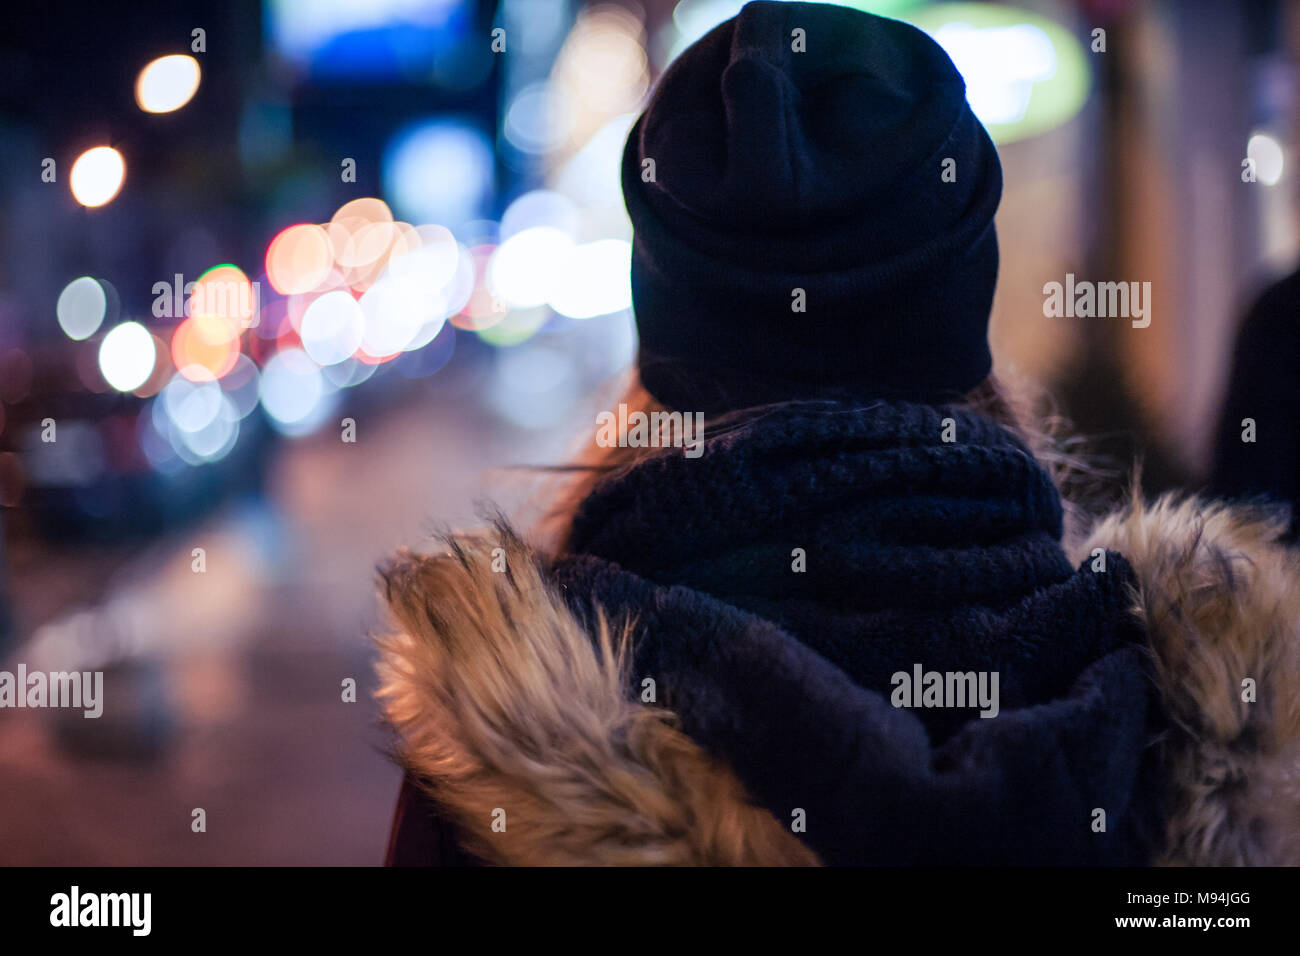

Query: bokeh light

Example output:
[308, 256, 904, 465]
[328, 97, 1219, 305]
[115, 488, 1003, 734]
[56, 276, 107, 340]
[171, 313, 241, 382]
[218, 353, 262, 419]
[500, 189, 580, 240]
[911, 4, 1089, 143]
[358, 273, 443, 357]
[476, 306, 549, 347]
[396, 321, 456, 377]
[131, 333, 174, 398]
[553, 6, 648, 116]
[70, 146, 126, 207]
[259, 347, 332, 434]
[548, 239, 632, 318]
[161, 374, 227, 434]
[152, 375, 241, 466]
[1248, 133, 1285, 186]
[451, 245, 507, 331]
[382, 120, 494, 228]
[266, 223, 334, 295]
[174, 394, 239, 462]
[550, 112, 638, 216]
[488, 227, 575, 309]
[386, 224, 461, 289]
[328, 198, 397, 290]
[301, 290, 366, 366]
[135, 54, 201, 113]
[503, 82, 574, 155]
[98, 321, 156, 392]
[320, 355, 378, 389]
[190, 264, 256, 329]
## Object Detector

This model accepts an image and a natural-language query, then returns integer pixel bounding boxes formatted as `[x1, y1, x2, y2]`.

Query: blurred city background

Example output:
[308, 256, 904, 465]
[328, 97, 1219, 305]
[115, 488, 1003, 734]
[0, 0, 1295, 863]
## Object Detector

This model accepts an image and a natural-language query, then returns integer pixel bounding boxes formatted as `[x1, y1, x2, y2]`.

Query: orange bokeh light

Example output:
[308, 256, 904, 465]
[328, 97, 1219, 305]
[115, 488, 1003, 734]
[327, 198, 397, 292]
[171, 313, 241, 382]
[189, 264, 256, 329]
[266, 224, 334, 296]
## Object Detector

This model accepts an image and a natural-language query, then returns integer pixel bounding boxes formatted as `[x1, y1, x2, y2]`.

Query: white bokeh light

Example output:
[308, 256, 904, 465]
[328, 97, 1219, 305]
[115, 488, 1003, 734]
[70, 146, 126, 207]
[260, 348, 332, 434]
[160, 374, 224, 434]
[300, 290, 366, 366]
[1248, 133, 1285, 186]
[135, 55, 201, 113]
[489, 227, 575, 309]
[548, 239, 633, 319]
[98, 321, 156, 392]
[56, 276, 107, 340]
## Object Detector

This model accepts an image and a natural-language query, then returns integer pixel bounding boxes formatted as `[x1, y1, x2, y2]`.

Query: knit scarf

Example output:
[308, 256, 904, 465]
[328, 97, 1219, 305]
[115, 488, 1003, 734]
[553, 400, 1164, 864]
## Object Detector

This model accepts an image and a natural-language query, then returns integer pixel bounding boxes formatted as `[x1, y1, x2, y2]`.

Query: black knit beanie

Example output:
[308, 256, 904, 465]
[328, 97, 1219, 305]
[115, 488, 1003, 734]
[622, 0, 1003, 414]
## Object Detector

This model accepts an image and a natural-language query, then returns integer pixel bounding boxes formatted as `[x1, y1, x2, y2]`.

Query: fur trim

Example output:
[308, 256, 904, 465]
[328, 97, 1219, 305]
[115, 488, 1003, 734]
[377, 493, 1300, 866]
[1078, 493, 1300, 866]
[374, 523, 818, 866]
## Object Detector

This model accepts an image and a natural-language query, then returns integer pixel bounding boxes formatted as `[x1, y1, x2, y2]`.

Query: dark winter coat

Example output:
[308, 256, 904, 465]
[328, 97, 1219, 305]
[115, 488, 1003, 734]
[377, 401, 1300, 865]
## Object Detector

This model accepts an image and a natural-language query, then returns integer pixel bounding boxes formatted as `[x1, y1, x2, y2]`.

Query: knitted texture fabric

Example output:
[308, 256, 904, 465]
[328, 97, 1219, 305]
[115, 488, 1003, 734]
[553, 400, 1165, 864]
[622, 1, 1003, 413]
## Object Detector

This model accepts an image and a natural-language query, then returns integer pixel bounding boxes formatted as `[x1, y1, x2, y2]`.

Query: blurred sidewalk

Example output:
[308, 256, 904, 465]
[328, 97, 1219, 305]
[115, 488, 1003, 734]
[0, 386, 576, 864]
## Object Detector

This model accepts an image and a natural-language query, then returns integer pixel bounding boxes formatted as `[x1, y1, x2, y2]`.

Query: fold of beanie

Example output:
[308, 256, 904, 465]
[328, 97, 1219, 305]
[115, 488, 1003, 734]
[622, 0, 1003, 414]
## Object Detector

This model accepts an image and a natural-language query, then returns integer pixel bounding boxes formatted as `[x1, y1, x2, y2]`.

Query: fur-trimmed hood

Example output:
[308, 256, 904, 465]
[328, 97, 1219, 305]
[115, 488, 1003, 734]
[1075, 496, 1300, 865]
[376, 492, 1300, 866]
